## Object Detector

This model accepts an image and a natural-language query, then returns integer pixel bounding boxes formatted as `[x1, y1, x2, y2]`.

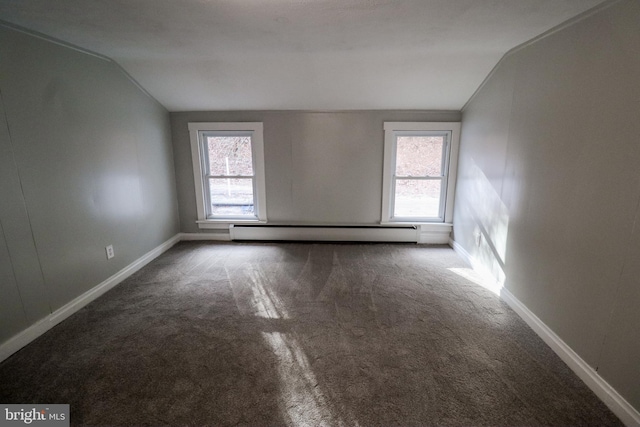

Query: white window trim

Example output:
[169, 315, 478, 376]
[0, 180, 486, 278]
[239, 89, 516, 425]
[381, 122, 461, 224]
[188, 122, 267, 225]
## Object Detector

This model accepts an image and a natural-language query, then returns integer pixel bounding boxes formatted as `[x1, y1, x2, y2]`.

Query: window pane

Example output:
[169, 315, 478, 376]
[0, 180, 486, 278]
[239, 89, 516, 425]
[208, 136, 253, 176]
[395, 136, 444, 177]
[209, 178, 255, 216]
[394, 179, 441, 218]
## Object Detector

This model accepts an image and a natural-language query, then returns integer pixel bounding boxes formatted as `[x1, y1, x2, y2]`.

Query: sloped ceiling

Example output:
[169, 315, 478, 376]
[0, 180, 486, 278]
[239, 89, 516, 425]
[0, 0, 606, 111]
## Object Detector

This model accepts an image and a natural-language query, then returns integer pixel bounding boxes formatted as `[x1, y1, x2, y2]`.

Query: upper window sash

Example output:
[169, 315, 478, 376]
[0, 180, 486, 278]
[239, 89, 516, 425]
[391, 130, 451, 179]
[200, 130, 255, 179]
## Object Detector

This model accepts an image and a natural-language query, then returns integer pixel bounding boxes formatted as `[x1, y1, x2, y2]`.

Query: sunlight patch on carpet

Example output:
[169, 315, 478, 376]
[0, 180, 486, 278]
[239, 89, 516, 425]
[261, 331, 351, 427]
[242, 265, 356, 426]
[448, 267, 503, 296]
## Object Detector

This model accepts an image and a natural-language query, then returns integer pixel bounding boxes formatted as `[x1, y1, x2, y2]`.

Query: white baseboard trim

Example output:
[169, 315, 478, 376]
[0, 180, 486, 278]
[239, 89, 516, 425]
[449, 238, 640, 427]
[500, 288, 640, 427]
[0, 234, 181, 364]
[449, 238, 504, 288]
[180, 232, 231, 241]
[449, 237, 468, 257]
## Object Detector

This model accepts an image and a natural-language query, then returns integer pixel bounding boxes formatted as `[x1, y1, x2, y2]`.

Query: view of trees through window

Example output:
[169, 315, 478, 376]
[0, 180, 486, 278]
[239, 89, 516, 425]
[207, 136, 255, 216]
[394, 135, 445, 218]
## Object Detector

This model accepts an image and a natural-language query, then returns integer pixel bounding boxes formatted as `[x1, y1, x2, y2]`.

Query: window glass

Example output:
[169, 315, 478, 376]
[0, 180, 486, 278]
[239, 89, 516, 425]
[394, 179, 441, 218]
[395, 136, 443, 177]
[207, 136, 253, 176]
[209, 178, 255, 216]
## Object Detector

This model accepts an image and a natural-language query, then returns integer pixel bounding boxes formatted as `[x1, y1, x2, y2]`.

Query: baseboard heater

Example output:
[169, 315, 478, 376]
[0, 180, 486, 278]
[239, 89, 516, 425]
[229, 224, 418, 243]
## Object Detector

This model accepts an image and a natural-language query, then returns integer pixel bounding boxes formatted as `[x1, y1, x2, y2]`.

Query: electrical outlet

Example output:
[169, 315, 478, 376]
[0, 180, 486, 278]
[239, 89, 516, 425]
[105, 245, 115, 260]
[475, 231, 482, 246]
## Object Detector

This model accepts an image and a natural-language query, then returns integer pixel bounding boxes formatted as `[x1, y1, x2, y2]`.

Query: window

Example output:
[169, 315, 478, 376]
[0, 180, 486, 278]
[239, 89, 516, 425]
[189, 122, 266, 223]
[381, 122, 460, 223]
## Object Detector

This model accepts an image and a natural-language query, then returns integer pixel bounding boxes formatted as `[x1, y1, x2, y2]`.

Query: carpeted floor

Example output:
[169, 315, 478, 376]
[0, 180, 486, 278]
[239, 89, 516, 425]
[0, 242, 622, 426]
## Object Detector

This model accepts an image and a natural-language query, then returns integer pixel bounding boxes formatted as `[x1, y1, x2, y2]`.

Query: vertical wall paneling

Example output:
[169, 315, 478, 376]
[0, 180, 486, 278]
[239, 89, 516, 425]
[0, 24, 180, 348]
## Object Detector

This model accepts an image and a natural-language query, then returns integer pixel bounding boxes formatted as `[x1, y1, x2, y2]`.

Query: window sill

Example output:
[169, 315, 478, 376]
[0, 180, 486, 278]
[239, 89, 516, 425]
[196, 219, 267, 230]
[380, 222, 452, 229]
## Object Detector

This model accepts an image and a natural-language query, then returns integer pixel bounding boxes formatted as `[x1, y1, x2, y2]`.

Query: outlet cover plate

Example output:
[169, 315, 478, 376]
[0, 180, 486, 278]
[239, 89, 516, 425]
[106, 245, 115, 260]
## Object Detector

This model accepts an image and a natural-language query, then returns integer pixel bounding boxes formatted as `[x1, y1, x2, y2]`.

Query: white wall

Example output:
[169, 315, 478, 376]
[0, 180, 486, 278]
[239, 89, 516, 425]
[0, 25, 180, 344]
[171, 110, 461, 232]
[453, 0, 640, 414]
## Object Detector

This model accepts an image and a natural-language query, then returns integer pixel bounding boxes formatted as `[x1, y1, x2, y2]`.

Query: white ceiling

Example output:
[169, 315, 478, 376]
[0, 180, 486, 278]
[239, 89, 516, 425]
[0, 0, 605, 111]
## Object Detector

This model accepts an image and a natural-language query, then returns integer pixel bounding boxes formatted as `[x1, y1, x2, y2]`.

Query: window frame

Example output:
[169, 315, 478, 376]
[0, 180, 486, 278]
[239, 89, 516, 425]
[188, 122, 267, 223]
[381, 122, 460, 224]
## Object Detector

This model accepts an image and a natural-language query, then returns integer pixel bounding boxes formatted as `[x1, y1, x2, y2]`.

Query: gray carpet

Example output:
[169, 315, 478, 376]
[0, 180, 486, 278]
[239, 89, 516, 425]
[0, 242, 622, 426]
